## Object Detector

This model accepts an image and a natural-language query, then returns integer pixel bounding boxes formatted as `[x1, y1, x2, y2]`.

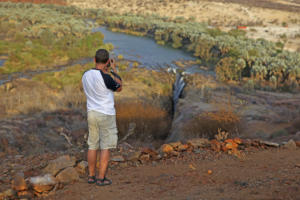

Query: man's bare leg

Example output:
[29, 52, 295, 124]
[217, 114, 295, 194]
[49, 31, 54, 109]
[88, 149, 97, 178]
[98, 149, 110, 179]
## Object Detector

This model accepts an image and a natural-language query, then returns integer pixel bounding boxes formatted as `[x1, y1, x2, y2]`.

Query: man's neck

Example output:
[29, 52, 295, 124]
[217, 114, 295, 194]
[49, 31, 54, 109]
[95, 64, 108, 73]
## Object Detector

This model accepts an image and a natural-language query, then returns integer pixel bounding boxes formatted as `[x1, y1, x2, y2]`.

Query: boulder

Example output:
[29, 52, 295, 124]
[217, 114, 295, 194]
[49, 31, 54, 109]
[160, 144, 174, 153]
[0, 189, 16, 200]
[125, 151, 141, 161]
[43, 155, 76, 176]
[296, 141, 300, 148]
[110, 155, 125, 162]
[177, 144, 189, 151]
[168, 142, 182, 148]
[11, 172, 27, 191]
[17, 190, 34, 199]
[56, 167, 79, 185]
[187, 138, 210, 148]
[75, 161, 88, 174]
[261, 141, 280, 148]
[283, 139, 297, 150]
[30, 174, 57, 193]
[210, 139, 221, 152]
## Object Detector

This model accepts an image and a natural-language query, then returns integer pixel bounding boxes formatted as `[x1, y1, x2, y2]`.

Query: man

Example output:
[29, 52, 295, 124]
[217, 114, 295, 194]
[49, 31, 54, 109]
[82, 49, 122, 186]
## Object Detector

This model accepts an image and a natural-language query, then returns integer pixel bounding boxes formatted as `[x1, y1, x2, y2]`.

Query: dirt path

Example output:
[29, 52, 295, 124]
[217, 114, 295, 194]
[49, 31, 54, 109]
[47, 149, 300, 200]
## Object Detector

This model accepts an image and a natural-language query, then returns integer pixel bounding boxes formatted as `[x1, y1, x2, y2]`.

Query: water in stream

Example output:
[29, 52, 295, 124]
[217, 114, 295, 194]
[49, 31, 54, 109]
[92, 27, 196, 70]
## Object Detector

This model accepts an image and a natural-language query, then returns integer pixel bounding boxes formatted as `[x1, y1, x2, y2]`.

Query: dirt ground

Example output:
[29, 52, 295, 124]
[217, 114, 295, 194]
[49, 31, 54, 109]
[47, 149, 300, 200]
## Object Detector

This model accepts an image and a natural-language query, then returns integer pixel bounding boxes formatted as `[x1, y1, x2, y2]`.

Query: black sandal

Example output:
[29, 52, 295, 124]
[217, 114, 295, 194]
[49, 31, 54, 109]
[96, 177, 112, 186]
[88, 176, 96, 184]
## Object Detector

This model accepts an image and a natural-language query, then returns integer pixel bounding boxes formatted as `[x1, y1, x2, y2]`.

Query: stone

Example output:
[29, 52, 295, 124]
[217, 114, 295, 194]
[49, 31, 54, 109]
[210, 139, 221, 152]
[56, 167, 79, 185]
[12, 172, 27, 191]
[75, 161, 88, 174]
[43, 155, 76, 176]
[283, 139, 297, 150]
[187, 138, 210, 148]
[110, 155, 125, 162]
[161, 144, 174, 153]
[139, 154, 150, 161]
[295, 141, 300, 148]
[170, 151, 180, 157]
[30, 174, 57, 193]
[261, 141, 280, 148]
[233, 138, 242, 144]
[177, 144, 189, 151]
[0, 189, 16, 199]
[168, 142, 182, 148]
[125, 151, 141, 161]
[17, 190, 34, 199]
[225, 141, 238, 150]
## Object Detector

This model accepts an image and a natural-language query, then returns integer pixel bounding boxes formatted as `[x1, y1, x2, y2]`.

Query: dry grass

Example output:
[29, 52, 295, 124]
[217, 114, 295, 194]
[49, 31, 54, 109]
[0, 80, 86, 118]
[116, 100, 171, 142]
[183, 108, 241, 139]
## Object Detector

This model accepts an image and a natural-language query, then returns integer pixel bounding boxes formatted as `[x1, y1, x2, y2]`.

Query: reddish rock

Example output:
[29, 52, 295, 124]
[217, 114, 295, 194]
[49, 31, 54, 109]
[125, 151, 141, 161]
[56, 167, 79, 185]
[168, 142, 182, 148]
[233, 138, 242, 144]
[43, 155, 76, 176]
[187, 138, 210, 148]
[210, 139, 221, 152]
[30, 174, 57, 193]
[161, 144, 174, 153]
[17, 190, 34, 199]
[177, 144, 189, 151]
[295, 141, 300, 148]
[75, 161, 88, 174]
[11, 172, 27, 191]
[283, 139, 297, 150]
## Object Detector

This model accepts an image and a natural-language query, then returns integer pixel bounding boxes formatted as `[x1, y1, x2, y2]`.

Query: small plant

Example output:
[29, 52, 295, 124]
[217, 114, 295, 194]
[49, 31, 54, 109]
[214, 128, 229, 142]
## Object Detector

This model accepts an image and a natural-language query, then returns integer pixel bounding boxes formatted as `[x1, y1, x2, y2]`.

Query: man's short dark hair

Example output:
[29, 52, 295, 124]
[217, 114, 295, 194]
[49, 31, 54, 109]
[95, 49, 109, 64]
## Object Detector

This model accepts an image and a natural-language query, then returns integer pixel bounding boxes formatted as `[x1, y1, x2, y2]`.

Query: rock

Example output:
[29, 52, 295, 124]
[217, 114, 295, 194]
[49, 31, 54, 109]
[170, 151, 180, 157]
[43, 155, 76, 176]
[17, 190, 34, 199]
[177, 144, 189, 151]
[0, 189, 16, 199]
[295, 141, 300, 148]
[224, 140, 238, 150]
[139, 154, 150, 163]
[141, 148, 158, 157]
[210, 139, 221, 152]
[168, 142, 182, 148]
[283, 139, 297, 150]
[75, 161, 88, 174]
[125, 151, 141, 161]
[30, 174, 57, 193]
[110, 155, 125, 162]
[56, 167, 79, 185]
[233, 138, 242, 144]
[261, 141, 280, 148]
[12, 172, 27, 191]
[161, 144, 174, 153]
[187, 138, 210, 148]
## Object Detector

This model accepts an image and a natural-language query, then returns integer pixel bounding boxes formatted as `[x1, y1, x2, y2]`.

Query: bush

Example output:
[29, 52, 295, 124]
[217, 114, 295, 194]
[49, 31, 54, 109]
[183, 109, 241, 139]
[115, 101, 171, 142]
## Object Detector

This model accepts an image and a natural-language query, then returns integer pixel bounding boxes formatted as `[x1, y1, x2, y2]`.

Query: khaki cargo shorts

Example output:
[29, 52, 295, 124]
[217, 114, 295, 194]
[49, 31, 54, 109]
[87, 110, 118, 150]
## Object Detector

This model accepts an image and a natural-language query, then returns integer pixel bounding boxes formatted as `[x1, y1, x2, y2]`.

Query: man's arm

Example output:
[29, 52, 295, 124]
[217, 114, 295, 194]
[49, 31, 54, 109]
[110, 59, 122, 92]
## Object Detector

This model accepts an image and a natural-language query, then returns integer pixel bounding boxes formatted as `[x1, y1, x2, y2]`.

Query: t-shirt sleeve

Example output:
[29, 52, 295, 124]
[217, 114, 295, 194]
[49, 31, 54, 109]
[100, 71, 121, 92]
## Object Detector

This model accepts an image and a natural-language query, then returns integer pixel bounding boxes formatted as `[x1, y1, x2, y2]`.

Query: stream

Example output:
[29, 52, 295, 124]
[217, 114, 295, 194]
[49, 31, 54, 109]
[0, 26, 211, 109]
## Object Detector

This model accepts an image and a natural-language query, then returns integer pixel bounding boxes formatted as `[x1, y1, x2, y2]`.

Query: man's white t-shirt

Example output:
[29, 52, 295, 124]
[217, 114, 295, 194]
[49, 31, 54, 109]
[82, 69, 121, 115]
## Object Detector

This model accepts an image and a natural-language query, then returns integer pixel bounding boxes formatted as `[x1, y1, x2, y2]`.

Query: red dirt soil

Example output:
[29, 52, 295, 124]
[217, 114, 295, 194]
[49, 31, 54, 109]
[47, 149, 300, 200]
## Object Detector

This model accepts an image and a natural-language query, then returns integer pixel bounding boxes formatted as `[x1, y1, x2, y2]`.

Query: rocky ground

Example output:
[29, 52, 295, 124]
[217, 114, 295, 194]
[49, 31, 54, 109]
[1, 137, 299, 200]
